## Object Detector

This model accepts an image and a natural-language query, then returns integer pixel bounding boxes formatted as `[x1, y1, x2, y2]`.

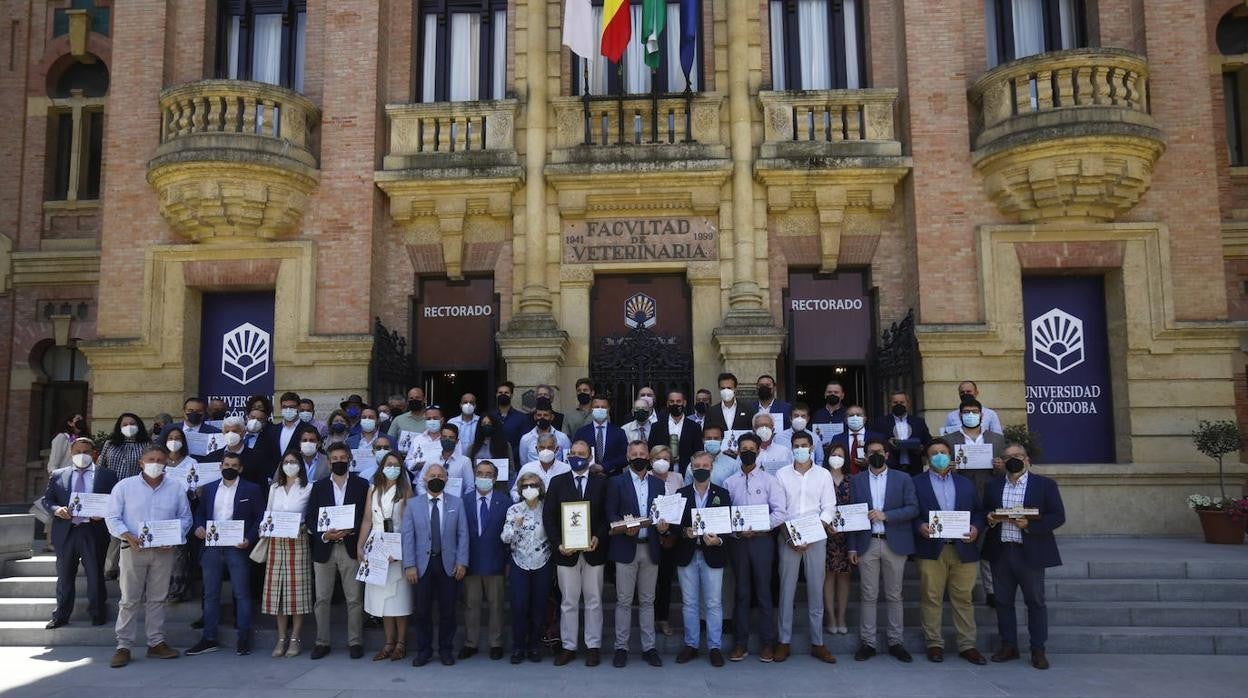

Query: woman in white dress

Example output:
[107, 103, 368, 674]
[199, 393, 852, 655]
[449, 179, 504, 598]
[356, 451, 413, 661]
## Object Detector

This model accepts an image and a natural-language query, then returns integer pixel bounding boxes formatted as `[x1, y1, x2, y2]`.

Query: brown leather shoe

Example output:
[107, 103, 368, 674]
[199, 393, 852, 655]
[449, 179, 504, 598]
[145, 642, 180, 659]
[676, 646, 698, 664]
[926, 646, 944, 663]
[110, 648, 131, 668]
[811, 645, 837, 664]
[729, 645, 749, 662]
[554, 649, 576, 666]
[772, 643, 790, 662]
[1030, 648, 1050, 670]
[759, 644, 774, 663]
[586, 649, 600, 667]
[991, 644, 1020, 663]
[959, 648, 988, 665]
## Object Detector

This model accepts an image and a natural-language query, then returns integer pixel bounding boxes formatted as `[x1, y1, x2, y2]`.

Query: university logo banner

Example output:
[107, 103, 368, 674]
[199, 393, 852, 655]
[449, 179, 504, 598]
[198, 292, 276, 417]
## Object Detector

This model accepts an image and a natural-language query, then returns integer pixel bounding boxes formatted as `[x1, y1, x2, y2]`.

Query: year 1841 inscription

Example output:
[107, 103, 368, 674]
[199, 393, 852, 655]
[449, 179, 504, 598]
[563, 217, 718, 264]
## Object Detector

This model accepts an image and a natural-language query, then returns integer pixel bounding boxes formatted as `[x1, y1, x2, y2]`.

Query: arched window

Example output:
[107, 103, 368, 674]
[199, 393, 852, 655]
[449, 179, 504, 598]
[45, 60, 108, 202]
[570, 0, 703, 96]
[1220, 7, 1248, 166]
[768, 0, 864, 91]
[30, 343, 90, 461]
[985, 0, 1088, 68]
[215, 0, 307, 91]
[417, 0, 508, 102]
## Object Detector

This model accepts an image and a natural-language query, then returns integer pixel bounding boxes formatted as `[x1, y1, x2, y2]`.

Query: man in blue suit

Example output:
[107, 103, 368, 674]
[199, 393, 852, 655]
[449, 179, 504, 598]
[43, 437, 119, 629]
[605, 440, 667, 668]
[848, 439, 918, 663]
[982, 443, 1065, 670]
[912, 440, 987, 665]
[574, 395, 627, 475]
[830, 405, 888, 474]
[402, 463, 470, 667]
[186, 452, 263, 656]
[460, 460, 511, 660]
[869, 392, 933, 475]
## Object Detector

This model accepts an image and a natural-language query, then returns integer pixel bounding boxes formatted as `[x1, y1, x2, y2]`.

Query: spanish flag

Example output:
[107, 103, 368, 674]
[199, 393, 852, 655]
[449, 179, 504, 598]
[600, 0, 631, 63]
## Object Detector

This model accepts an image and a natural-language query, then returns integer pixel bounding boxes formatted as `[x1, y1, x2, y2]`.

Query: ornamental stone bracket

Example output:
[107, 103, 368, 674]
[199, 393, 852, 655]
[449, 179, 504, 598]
[148, 162, 319, 242]
[756, 168, 909, 274]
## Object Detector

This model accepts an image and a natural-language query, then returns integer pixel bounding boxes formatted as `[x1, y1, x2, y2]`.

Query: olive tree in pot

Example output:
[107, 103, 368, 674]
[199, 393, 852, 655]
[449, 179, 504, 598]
[1188, 420, 1247, 545]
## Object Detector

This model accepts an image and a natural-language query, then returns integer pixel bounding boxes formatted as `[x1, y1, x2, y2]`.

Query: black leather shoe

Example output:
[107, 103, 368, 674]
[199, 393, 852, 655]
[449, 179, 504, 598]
[489, 646, 505, 660]
[458, 646, 477, 660]
[528, 649, 542, 663]
[91, 617, 107, 626]
[511, 651, 525, 664]
[613, 649, 628, 667]
[676, 646, 698, 664]
[45, 618, 67, 630]
[888, 644, 913, 663]
[642, 649, 663, 667]
[854, 645, 876, 661]
[586, 648, 601, 666]
[709, 649, 725, 667]
[349, 644, 364, 659]
[411, 654, 430, 667]
[236, 639, 252, 656]
[440, 654, 455, 666]
[310, 644, 331, 660]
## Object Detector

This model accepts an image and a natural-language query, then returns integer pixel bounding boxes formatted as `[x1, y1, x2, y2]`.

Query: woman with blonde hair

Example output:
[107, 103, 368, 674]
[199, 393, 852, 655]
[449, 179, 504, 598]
[357, 450, 414, 661]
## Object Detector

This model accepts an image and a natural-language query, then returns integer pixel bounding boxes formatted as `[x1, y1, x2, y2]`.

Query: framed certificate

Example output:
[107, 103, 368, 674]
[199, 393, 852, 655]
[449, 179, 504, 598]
[561, 501, 592, 552]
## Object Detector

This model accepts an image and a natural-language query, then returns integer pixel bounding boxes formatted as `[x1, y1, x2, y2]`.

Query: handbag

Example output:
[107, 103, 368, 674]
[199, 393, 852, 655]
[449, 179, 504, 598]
[249, 535, 270, 563]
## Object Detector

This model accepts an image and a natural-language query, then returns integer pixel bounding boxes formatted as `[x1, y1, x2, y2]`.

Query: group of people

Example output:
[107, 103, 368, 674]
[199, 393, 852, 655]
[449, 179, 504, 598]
[41, 375, 1065, 673]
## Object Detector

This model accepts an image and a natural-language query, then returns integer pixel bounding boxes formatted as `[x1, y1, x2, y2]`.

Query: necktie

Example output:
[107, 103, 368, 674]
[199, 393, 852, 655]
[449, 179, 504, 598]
[478, 496, 488, 537]
[430, 498, 442, 554]
[576, 475, 585, 499]
[72, 470, 87, 524]
[596, 426, 606, 465]
[639, 424, 647, 442]
[851, 433, 861, 473]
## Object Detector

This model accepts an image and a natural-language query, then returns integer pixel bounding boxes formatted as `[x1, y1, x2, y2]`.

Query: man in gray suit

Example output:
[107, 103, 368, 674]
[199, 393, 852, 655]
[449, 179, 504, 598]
[945, 398, 1006, 607]
[848, 439, 918, 663]
[402, 464, 469, 667]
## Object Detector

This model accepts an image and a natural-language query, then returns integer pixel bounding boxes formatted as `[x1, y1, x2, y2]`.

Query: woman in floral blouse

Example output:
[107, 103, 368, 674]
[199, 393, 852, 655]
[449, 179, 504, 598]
[500, 472, 552, 664]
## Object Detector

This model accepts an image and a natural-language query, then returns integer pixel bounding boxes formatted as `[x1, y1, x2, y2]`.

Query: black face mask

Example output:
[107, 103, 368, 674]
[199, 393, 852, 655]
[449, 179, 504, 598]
[693, 402, 707, 415]
[891, 403, 907, 417]
[757, 386, 773, 401]
[330, 461, 350, 476]
[629, 458, 650, 473]
[220, 467, 240, 481]
[668, 404, 684, 417]
[692, 468, 711, 483]
[739, 451, 758, 467]
[427, 477, 446, 493]
[209, 410, 226, 421]
[497, 394, 511, 407]
[633, 410, 649, 423]
[478, 424, 494, 438]
[408, 399, 424, 413]
[825, 394, 841, 407]
[185, 412, 203, 426]
[1004, 457, 1026, 474]
[536, 418, 552, 430]
[867, 453, 887, 470]
[330, 422, 348, 434]
[576, 392, 592, 406]
[959, 393, 976, 406]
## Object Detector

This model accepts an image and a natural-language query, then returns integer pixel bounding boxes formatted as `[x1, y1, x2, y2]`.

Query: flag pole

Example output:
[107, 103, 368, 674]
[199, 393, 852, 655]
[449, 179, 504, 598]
[650, 67, 659, 144]
[582, 58, 591, 145]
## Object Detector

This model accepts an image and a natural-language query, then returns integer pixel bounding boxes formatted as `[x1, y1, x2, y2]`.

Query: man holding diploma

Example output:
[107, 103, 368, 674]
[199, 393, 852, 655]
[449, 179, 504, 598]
[605, 440, 667, 668]
[306, 443, 369, 660]
[105, 445, 192, 668]
[43, 437, 118, 630]
[912, 440, 987, 665]
[674, 451, 732, 666]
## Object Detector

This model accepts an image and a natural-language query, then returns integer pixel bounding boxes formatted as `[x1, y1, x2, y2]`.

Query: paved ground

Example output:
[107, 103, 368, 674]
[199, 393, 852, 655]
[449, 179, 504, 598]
[1, 646, 1244, 697]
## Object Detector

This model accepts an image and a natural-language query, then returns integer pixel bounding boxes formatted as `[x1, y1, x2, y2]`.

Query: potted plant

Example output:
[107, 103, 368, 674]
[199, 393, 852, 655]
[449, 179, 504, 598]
[1189, 420, 1247, 545]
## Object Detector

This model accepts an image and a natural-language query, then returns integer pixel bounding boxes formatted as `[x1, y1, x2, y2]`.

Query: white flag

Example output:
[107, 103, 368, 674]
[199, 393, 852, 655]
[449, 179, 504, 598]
[562, 0, 597, 60]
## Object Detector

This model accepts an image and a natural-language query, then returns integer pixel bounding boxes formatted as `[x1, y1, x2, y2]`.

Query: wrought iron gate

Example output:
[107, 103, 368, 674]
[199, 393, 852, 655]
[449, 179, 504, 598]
[369, 317, 414, 407]
[590, 326, 693, 422]
[872, 308, 919, 410]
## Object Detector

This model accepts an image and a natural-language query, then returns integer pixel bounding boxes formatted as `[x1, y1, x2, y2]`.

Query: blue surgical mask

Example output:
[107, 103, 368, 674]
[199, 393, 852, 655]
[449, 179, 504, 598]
[846, 415, 865, 431]
[475, 477, 494, 492]
[591, 407, 609, 422]
[792, 447, 811, 463]
[703, 439, 721, 455]
[961, 412, 981, 429]
[929, 453, 952, 471]
[425, 418, 442, 433]
[383, 465, 401, 481]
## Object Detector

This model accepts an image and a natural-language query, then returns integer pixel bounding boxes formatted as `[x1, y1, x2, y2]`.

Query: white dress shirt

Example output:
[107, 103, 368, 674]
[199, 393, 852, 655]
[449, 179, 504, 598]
[214, 477, 238, 520]
[279, 423, 299, 455]
[868, 468, 889, 534]
[756, 441, 793, 473]
[331, 476, 348, 507]
[845, 429, 868, 461]
[776, 462, 836, 523]
[403, 432, 443, 466]
[267, 481, 313, 513]
[510, 459, 572, 502]
[622, 420, 651, 444]
[775, 428, 824, 465]
[448, 414, 479, 456]
[518, 427, 571, 467]
[720, 402, 738, 429]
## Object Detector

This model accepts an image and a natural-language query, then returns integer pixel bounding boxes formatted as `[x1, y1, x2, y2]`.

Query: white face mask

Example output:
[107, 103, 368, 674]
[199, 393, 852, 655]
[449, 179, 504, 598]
[640, 395, 655, 408]
[378, 410, 391, 421]
[282, 462, 301, 477]
[281, 407, 298, 422]
[756, 426, 773, 442]
[719, 388, 734, 403]
[461, 403, 476, 417]
[359, 418, 377, 433]
[846, 415, 865, 431]
[166, 439, 183, 453]
[537, 449, 555, 464]
[791, 417, 808, 432]
[521, 486, 541, 502]
[246, 418, 264, 434]
[300, 442, 318, 457]
[142, 462, 165, 479]
[121, 424, 139, 438]
[224, 432, 243, 447]
[792, 447, 811, 463]
[298, 411, 314, 423]
[425, 419, 442, 433]
[827, 455, 845, 470]
[71, 453, 92, 469]
[651, 459, 671, 475]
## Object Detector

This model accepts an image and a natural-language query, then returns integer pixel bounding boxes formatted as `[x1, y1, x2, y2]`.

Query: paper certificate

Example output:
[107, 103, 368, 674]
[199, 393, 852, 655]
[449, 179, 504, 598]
[812, 422, 844, 441]
[316, 504, 356, 532]
[355, 551, 390, 586]
[167, 462, 221, 491]
[351, 448, 378, 480]
[929, 510, 971, 539]
[259, 511, 301, 539]
[785, 512, 829, 545]
[477, 458, 509, 482]
[205, 519, 245, 547]
[954, 443, 993, 470]
[67, 492, 110, 519]
[397, 431, 422, 454]
[561, 501, 592, 551]
[184, 431, 222, 457]
[831, 503, 871, 532]
[137, 519, 183, 548]
[363, 531, 403, 561]
[651, 493, 687, 525]
[690, 506, 732, 536]
[730, 504, 771, 533]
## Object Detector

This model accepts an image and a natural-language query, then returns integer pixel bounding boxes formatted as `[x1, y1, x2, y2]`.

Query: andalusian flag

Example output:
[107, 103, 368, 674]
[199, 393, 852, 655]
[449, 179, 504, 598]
[600, 0, 631, 62]
[562, 0, 596, 60]
[642, 0, 666, 69]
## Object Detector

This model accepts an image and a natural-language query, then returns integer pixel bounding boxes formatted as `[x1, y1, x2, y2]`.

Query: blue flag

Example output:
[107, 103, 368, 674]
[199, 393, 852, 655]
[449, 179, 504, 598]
[679, 0, 698, 89]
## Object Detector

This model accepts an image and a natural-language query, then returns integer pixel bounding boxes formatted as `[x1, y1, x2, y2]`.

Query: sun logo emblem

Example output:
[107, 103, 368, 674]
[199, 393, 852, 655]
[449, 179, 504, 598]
[221, 322, 271, 385]
[624, 293, 657, 330]
[1030, 308, 1085, 375]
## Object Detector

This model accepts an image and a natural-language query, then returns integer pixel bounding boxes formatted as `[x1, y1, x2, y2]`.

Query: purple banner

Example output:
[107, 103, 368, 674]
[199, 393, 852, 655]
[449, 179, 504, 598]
[1022, 277, 1114, 463]
[198, 292, 276, 417]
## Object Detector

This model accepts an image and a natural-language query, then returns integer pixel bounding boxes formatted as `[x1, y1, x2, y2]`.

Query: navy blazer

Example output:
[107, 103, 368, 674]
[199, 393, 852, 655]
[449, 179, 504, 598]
[912, 471, 985, 562]
[869, 415, 933, 474]
[848, 468, 919, 557]
[194, 478, 264, 548]
[605, 471, 665, 564]
[463, 488, 511, 575]
[981, 472, 1065, 569]
[675, 483, 732, 568]
[574, 421, 628, 476]
[305, 474, 370, 563]
[42, 466, 119, 550]
[544, 471, 610, 567]
[646, 418, 705, 473]
[203, 446, 271, 501]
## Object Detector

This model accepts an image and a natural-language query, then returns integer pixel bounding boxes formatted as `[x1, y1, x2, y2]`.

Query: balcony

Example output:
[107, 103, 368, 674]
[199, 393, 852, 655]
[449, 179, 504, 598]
[147, 79, 320, 242]
[969, 48, 1165, 223]
[374, 99, 522, 280]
